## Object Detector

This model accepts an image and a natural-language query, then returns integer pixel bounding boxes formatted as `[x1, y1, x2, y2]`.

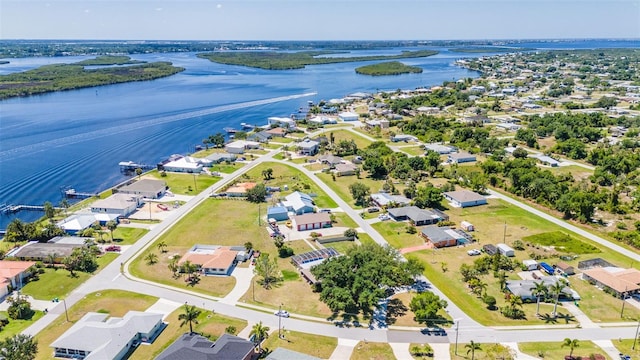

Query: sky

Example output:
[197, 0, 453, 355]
[1, 0, 639, 41]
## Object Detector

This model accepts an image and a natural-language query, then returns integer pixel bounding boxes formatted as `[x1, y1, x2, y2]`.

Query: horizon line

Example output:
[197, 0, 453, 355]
[1, 37, 639, 42]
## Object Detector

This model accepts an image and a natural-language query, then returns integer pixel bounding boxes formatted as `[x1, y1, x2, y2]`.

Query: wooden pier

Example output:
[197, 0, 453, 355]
[119, 161, 155, 172]
[0, 204, 63, 214]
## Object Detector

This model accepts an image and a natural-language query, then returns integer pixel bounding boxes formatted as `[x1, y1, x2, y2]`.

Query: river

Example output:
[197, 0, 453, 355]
[0, 40, 638, 228]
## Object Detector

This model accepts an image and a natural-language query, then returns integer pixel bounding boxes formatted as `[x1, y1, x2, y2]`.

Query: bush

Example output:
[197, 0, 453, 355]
[7, 296, 34, 320]
[406, 225, 417, 234]
[512, 239, 525, 250]
[278, 246, 294, 258]
[483, 294, 497, 310]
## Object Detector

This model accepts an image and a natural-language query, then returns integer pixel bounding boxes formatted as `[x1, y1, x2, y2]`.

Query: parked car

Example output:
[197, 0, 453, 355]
[467, 249, 481, 256]
[378, 214, 390, 221]
[367, 207, 380, 213]
[319, 208, 332, 213]
[274, 310, 290, 318]
[105, 245, 121, 252]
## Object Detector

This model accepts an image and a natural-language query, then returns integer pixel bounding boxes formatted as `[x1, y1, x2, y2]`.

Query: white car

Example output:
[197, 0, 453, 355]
[274, 310, 290, 318]
[378, 214, 390, 221]
[467, 249, 481, 256]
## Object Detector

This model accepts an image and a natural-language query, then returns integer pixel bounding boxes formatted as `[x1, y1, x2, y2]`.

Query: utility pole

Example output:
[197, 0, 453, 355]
[454, 320, 460, 355]
[63, 299, 69, 322]
[502, 222, 507, 244]
[621, 286, 628, 318]
[278, 304, 283, 339]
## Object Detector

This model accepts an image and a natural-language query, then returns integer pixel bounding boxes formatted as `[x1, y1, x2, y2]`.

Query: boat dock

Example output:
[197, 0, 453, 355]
[119, 161, 155, 172]
[0, 203, 62, 214]
[63, 188, 99, 199]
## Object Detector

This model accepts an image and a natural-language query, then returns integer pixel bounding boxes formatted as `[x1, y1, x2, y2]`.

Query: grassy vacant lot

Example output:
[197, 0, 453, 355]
[262, 330, 337, 359]
[34, 290, 157, 360]
[322, 239, 358, 254]
[406, 247, 570, 326]
[350, 341, 395, 360]
[110, 226, 149, 245]
[145, 172, 220, 195]
[399, 146, 426, 156]
[372, 221, 425, 249]
[0, 311, 44, 341]
[243, 162, 337, 208]
[320, 129, 374, 149]
[21, 253, 118, 300]
[332, 212, 358, 228]
[548, 164, 593, 182]
[519, 340, 611, 360]
[130, 308, 247, 359]
[612, 339, 640, 358]
[522, 231, 600, 254]
[316, 172, 386, 208]
[448, 343, 519, 359]
[210, 162, 244, 174]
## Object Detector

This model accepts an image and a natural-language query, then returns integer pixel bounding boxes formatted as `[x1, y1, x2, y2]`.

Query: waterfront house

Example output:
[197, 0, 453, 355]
[443, 190, 487, 208]
[51, 311, 164, 360]
[8, 242, 84, 263]
[156, 333, 256, 360]
[90, 193, 142, 217]
[267, 117, 296, 129]
[57, 213, 118, 235]
[308, 115, 337, 125]
[291, 213, 331, 231]
[162, 156, 204, 173]
[206, 152, 237, 164]
[247, 131, 272, 143]
[265, 127, 287, 137]
[0, 261, 35, 299]
[117, 179, 167, 199]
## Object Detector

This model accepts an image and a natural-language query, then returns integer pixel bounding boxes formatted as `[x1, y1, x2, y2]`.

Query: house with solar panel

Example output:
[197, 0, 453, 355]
[291, 248, 339, 285]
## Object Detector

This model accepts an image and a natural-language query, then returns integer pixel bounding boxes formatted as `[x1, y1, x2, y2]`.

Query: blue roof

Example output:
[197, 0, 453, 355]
[267, 206, 288, 214]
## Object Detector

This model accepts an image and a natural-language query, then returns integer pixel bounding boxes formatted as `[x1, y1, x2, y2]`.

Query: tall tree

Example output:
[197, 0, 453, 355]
[530, 281, 548, 317]
[43, 201, 55, 221]
[0, 334, 38, 360]
[262, 168, 273, 180]
[246, 184, 267, 203]
[249, 321, 270, 352]
[157, 241, 168, 253]
[178, 304, 201, 334]
[145, 253, 158, 265]
[348, 182, 371, 207]
[106, 220, 117, 242]
[409, 291, 448, 326]
[550, 279, 568, 317]
[253, 254, 281, 289]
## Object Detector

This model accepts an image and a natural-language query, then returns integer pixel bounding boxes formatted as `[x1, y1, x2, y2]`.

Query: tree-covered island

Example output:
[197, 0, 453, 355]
[0, 55, 184, 99]
[355, 61, 423, 76]
[197, 50, 438, 70]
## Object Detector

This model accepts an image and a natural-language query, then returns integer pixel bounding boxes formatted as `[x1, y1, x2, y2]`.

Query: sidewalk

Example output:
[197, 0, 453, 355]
[563, 302, 600, 329]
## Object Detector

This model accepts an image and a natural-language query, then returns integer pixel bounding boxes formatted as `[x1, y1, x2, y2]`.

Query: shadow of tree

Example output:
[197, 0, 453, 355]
[556, 312, 576, 324]
[385, 298, 407, 325]
[540, 313, 558, 324]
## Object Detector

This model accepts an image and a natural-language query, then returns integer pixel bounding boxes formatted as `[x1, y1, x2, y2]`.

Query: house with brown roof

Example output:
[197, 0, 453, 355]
[0, 261, 35, 299]
[225, 182, 257, 197]
[265, 127, 287, 137]
[291, 213, 332, 231]
[178, 245, 239, 276]
[582, 267, 640, 298]
[333, 162, 358, 177]
[556, 262, 575, 275]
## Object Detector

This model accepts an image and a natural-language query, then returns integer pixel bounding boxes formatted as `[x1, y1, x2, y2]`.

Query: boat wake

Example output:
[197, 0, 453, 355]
[0, 92, 317, 162]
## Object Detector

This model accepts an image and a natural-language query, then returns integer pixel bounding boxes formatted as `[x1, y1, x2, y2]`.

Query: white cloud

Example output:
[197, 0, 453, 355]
[216, 4, 222, 9]
[156, 7, 163, 11]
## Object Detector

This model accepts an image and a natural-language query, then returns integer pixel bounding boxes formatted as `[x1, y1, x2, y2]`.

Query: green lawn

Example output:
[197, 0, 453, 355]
[350, 341, 395, 360]
[316, 172, 385, 208]
[372, 221, 425, 249]
[130, 307, 247, 359]
[0, 311, 44, 341]
[110, 226, 149, 245]
[324, 240, 358, 254]
[210, 162, 244, 174]
[145, 171, 220, 195]
[315, 129, 373, 150]
[399, 146, 425, 156]
[243, 162, 337, 208]
[519, 340, 611, 360]
[21, 253, 118, 300]
[448, 343, 519, 360]
[522, 231, 600, 254]
[34, 290, 157, 360]
[262, 330, 337, 359]
[612, 339, 640, 358]
[332, 212, 358, 228]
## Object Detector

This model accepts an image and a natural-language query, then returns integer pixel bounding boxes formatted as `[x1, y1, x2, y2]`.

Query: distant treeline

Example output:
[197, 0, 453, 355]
[355, 61, 423, 76]
[198, 50, 438, 70]
[0, 56, 184, 99]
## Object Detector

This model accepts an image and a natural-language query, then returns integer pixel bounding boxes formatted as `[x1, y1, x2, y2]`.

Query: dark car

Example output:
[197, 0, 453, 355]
[367, 207, 380, 213]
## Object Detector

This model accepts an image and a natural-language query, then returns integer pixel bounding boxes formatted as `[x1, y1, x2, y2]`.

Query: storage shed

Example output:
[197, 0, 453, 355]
[460, 221, 474, 231]
[267, 206, 289, 222]
[483, 244, 497, 255]
[523, 259, 538, 271]
[556, 261, 575, 275]
[496, 243, 515, 257]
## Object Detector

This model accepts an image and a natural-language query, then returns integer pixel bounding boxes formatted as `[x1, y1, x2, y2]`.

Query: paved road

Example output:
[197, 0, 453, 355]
[21, 141, 639, 350]
[488, 189, 640, 262]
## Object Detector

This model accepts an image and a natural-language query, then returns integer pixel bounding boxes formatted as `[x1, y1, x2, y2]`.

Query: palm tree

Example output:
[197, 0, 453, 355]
[562, 338, 579, 358]
[43, 201, 55, 221]
[106, 220, 117, 242]
[497, 271, 508, 291]
[465, 340, 482, 360]
[168, 257, 179, 276]
[550, 279, 568, 318]
[178, 304, 201, 334]
[249, 321, 270, 352]
[508, 294, 523, 311]
[145, 253, 158, 265]
[157, 241, 168, 253]
[46, 253, 58, 268]
[59, 199, 70, 216]
[530, 281, 548, 317]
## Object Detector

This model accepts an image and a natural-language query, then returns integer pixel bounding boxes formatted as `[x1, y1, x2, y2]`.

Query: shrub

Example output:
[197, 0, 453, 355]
[406, 225, 417, 234]
[483, 294, 497, 310]
[278, 246, 294, 258]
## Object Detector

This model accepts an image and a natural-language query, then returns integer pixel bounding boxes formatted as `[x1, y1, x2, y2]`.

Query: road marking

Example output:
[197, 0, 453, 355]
[112, 273, 121, 282]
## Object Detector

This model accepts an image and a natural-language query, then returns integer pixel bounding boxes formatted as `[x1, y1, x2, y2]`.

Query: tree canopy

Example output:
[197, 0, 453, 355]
[311, 243, 424, 315]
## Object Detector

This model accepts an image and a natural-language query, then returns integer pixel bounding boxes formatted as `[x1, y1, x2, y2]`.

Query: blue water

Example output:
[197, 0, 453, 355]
[0, 40, 638, 228]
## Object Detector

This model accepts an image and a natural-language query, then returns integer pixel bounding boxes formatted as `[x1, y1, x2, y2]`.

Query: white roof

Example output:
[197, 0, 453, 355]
[226, 140, 260, 148]
[91, 193, 140, 211]
[51, 311, 163, 360]
[164, 156, 203, 170]
[57, 214, 99, 231]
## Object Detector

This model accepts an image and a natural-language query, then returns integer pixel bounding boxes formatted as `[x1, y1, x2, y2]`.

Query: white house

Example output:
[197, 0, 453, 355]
[292, 213, 332, 231]
[338, 111, 359, 121]
[447, 152, 477, 164]
[523, 259, 539, 271]
[90, 194, 142, 217]
[282, 191, 315, 215]
[224, 140, 260, 154]
[424, 143, 456, 154]
[51, 311, 165, 360]
[495, 122, 522, 131]
[162, 156, 204, 173]
[497, 243, 515, 257]
[267, 116, 296, 128]
[443, 190, 487, 208]
[308, 115, 337, 125]
[298, 139, 320, 156]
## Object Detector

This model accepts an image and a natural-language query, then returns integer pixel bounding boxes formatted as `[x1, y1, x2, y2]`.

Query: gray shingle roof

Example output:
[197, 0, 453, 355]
[156, 333, 255, 360]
